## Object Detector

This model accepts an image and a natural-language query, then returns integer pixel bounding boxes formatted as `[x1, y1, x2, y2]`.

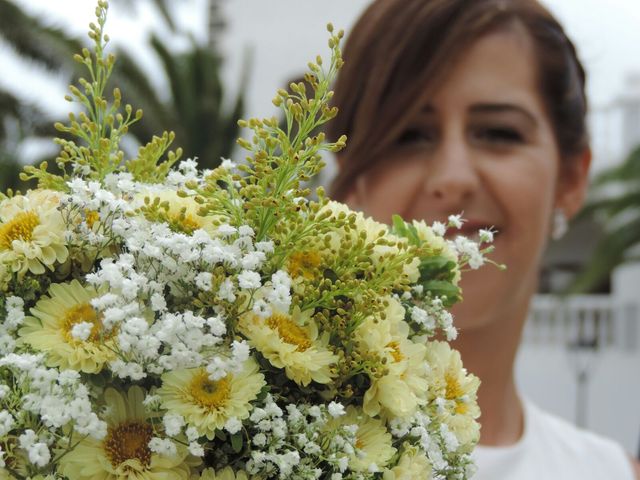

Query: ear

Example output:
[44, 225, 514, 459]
[555, 148, 592, 219]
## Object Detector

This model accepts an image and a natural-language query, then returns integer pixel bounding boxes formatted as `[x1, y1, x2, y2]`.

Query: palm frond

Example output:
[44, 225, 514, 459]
[0, 0, 82, 71]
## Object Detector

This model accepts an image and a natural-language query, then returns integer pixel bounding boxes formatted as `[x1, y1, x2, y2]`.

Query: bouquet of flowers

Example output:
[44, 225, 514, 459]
[0, 3, 494, 479]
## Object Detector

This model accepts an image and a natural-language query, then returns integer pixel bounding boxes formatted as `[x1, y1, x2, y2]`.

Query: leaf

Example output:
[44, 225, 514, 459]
[421, 280, 461, 307]
[419, 255, 457, 282]
[230, 432, 243, 453]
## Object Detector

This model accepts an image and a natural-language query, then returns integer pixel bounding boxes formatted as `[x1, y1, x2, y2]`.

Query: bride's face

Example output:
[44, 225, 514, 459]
[349, 28, 588, 330]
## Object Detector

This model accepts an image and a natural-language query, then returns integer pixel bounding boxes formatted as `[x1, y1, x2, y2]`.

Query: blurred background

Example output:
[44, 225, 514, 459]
[1, 0, 639, 455]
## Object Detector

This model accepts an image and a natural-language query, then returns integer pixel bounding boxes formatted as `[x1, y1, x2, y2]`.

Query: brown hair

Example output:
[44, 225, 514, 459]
[328, 0, 588, 200]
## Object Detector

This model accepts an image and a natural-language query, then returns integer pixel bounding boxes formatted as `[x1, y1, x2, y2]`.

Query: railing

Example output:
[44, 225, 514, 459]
[525, 294, 639, 352]
[524, 294, 640, 428]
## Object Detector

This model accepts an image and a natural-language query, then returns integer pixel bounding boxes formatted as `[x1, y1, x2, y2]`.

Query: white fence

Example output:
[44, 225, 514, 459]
[524, 294, 639, 352]
[516, 267, 640, 454]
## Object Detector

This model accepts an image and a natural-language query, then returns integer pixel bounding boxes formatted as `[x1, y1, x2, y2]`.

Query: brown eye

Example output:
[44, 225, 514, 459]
[472, 127, 524, 145]
[397, 127, 437, 146]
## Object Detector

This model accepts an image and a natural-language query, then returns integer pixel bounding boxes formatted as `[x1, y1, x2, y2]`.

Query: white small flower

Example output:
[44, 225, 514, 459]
[238, 270, 261, 290]
[188, 442, 205, 457]
[238, 225, 255, 237]
[328, 402, 346, 418]
[253, 433, 267, 447]
[478, 228, 495, 243]
[151, 293, 167, 312]
[163, 413, 185, 436]
[195, 272, 213, 291]
[224, 417, 243, 434]
[218, 278, 236, 302]
[70, 322, 93, 341]
[19, 429, 38, 449]
[0, 411, 15, 436]
[27, 442, 50, 467]
[431, 221, 447, 237]
[57, 370, 80, 386]
[217, 224, 237, 237]
[448, 214, 464, 229]
[221, 158, 236, 170]
[255, 240, 274, 253]
[148, 437, 177, 457]
[186, 426, 200, 442]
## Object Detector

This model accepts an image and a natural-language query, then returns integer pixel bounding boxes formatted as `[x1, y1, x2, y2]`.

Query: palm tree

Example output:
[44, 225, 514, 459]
[570, 146, 640, 292]
[0, 0, 246, 182]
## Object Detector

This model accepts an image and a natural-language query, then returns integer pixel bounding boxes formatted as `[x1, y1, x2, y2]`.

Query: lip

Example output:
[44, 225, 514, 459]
[445, 220, 502, 240]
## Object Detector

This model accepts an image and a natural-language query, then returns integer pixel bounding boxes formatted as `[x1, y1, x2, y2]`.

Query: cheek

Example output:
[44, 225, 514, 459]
[359, 156, 425, 222]
[490, 152, 558, 257]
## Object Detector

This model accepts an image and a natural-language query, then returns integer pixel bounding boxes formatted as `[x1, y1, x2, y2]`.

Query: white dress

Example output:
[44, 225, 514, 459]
[472, 400, 634, 479]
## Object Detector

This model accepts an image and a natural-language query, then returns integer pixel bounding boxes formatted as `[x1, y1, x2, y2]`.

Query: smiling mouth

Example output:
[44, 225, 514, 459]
[445, 224, 502, 241]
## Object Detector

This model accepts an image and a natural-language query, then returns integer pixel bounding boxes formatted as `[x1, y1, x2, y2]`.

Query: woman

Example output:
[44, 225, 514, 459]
[328, 0, 640, 478]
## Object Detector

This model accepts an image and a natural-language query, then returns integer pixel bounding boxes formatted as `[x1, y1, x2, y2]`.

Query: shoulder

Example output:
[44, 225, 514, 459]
[527, 402, 635, 478]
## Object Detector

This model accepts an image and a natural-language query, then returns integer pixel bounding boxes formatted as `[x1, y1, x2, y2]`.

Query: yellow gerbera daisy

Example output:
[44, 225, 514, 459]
[326, 406, 396, 472]
[58, 386, 194, 480]
[198, 467, 249, 480]
[424, 341, 481, 449]
[19, 280, 117, 373]
[320, 201, 416, 281]
[238, 307, 338, 386]
[357, 298, 429, 418]
[138, 189, 217, 236]
[383, 446, 432, 480]
[0, 189, 68, 280]
[157, 360, 265, 440]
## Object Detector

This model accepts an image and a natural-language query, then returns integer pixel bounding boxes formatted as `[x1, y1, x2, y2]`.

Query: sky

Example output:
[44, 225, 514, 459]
[3, 0, 640, 170]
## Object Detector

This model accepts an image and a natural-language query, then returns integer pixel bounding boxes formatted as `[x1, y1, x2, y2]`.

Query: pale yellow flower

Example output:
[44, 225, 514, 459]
[0, 190, 68, 280]
[19, 280, 117, 373]
[326, 406, 396, 472]
[383, 446, 432, 480]
[321, 201, 417, 282]
[197, 467, 249, 480]
[357, 297, 429, 418]
[0, 469, 15, 480]
[138, 189, 217, 236]
[239, 307, 338, 386]
[58, 386, 195, 480]
[424, 341, 481, 449]
[157, 360, 265, 440]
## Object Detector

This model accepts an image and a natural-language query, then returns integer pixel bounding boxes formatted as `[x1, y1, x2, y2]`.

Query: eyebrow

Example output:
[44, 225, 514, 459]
[468, 103, 538, 127]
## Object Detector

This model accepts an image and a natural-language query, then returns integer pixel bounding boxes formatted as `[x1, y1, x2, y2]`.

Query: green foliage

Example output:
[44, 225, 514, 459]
[570, 145, 640, 292]
[194, 25, 347, 241]
[19, 2, 180, 189]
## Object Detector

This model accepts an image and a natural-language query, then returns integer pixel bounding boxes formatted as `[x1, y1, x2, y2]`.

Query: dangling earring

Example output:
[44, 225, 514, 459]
[551, 208, 568, 240]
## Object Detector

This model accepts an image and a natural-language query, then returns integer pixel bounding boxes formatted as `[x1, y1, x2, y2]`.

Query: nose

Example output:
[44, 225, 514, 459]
[422, 135, 479, 206]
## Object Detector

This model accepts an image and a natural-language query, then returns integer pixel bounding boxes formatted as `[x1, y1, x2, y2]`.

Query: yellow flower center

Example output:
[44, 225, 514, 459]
[445, 372, 463, 400]
[189, 370, 232, 410]
[103, 420, 153, 468]
[0, 211, 39, 250]
[85, 209, 100, 228]
[445, 371, 469, 414]
[62, 303, 109, 344]
[355, 437, 365, 450]
[386, 341, 404, 362]
[267, 313, 311, 351]
[169, 211, 202, 235]
[287, 251, 322, 279]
